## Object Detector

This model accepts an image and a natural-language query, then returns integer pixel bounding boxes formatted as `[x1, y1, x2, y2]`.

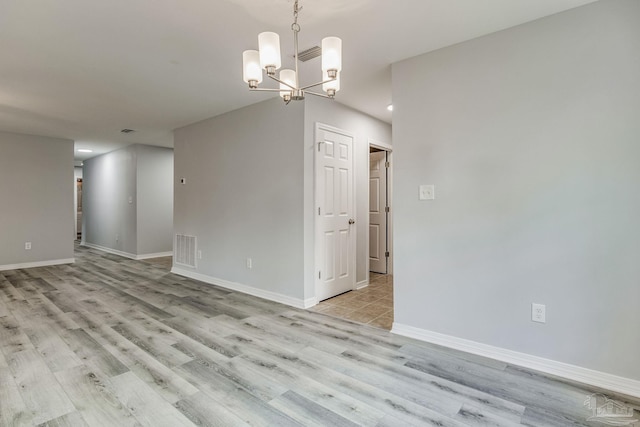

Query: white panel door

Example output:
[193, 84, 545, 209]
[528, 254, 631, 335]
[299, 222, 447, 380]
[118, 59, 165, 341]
[369, 151, 387, 274]
[316, 125, 355, 301]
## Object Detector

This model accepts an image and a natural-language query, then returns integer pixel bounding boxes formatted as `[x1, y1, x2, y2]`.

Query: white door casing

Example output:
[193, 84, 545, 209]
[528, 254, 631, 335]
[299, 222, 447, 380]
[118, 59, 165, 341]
[315, 124, 356, 302]
[369, 151, 387, 274]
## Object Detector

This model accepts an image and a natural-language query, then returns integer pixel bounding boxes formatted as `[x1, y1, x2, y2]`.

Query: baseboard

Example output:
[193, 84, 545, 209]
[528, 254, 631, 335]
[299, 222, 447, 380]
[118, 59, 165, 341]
[356, 279, 369, 290]
[82, 242, 171, 261]
[392, 323, 640, 399]
[171, 267, 308, 309]
[0, 258, 75, 272]
[135, 251, 173, 260]
[303, 296, 319, 309]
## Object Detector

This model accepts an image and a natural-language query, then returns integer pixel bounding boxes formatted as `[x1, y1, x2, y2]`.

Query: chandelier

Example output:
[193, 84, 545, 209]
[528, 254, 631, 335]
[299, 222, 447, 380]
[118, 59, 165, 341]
[242, 0, 342, 104]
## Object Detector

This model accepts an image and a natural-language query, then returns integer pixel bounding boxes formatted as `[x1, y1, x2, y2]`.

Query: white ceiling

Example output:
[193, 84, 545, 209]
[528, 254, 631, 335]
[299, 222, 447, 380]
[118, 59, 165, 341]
[0, 0, 598, 163]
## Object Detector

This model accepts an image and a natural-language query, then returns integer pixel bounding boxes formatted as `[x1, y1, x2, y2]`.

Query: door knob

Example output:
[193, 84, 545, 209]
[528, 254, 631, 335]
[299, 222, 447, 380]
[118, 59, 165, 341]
[348, 218, 355, 225]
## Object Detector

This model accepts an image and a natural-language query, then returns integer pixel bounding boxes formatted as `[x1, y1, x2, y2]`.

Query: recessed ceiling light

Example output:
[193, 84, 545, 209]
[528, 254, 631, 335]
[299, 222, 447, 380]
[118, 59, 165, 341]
[387, 104, 394, 112]
[77, 149, 93, 153]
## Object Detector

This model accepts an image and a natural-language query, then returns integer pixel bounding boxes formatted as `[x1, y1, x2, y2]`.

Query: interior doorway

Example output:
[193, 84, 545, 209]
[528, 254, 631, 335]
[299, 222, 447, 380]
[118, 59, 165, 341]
[76, 178, 83, 241]
[314, 123, 357, 302]
[368, 141, 393, 276]
[369, 148, 389, 274]
[311, 139, 394, 330]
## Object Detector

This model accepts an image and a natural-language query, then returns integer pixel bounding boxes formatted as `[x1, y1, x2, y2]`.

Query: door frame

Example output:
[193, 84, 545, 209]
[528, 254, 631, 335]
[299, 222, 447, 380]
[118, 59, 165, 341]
[314, 122, 357, 301]
[367, 139, 393, 279]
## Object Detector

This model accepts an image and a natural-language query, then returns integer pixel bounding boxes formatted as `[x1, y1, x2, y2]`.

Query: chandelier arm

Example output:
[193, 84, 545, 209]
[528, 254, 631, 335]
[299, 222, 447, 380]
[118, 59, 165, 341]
[299, 78, 337, 91]
[249, 88, 285, 93]
[266, 73, 297, 90]
[306, 90, 334, 99]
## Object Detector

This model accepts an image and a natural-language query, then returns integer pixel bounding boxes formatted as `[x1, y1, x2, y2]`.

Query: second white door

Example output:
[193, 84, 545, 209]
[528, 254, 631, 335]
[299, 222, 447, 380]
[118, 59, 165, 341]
[316, 125, 355, 301]
[369, 151, 387, 274]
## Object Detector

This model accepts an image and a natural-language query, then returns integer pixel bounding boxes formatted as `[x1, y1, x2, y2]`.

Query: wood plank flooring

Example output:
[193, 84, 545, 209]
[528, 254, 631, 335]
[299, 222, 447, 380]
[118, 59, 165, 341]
[0, 245, 638, 426]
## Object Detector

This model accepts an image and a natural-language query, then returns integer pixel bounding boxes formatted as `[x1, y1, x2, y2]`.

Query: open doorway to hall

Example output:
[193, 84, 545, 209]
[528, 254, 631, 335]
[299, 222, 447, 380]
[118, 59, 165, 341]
[311, 144, 394, 330]
[76, 177, 83, 241]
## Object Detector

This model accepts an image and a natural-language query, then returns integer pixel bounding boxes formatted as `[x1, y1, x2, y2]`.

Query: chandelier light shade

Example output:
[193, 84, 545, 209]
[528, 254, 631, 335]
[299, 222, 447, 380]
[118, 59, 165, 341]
[242, 50, 262, 86]
[258, 32, 281, 72]
[321, 37, 342, 76]
[241, 0, 342, 103]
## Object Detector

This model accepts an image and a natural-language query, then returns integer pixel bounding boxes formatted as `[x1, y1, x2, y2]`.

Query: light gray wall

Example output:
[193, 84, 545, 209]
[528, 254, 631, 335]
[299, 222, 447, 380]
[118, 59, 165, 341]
[83, 144, 173, 257]
[392, 0, 640, 380]
[303, 97, 392, 298]
[0, 131, 74, 266]
[174, 98, 305, 299]
[136, 145, 174, 255]
[83, 145, 138, 254]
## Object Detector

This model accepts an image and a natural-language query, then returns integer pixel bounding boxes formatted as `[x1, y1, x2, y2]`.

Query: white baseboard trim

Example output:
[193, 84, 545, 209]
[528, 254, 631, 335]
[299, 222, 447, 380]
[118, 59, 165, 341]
[392, 323, 640, 399]
[303, 297, 319, 309]
[171, 267, 308, 309]
[82, 243, 171, 261]
[82, 242, 137, 259]
[136, 251, 173, 260]
[0, 258, 75, 272]
[356, 279, 369, 290]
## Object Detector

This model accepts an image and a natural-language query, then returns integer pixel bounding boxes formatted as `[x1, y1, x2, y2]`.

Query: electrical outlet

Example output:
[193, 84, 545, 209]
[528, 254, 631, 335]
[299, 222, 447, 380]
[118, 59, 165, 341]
[115, 234, 119, 242]
[198, 250, 202, 259]
[532, 303, 546, 323]
[246, 258, 252, 269]
[25, 242, 32, 250]
[419, 184, 435, 200]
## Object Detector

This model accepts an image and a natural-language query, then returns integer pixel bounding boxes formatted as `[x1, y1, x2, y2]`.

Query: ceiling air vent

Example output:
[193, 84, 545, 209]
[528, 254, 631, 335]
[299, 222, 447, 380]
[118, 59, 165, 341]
[297, 46, 322, 62]
[120, 129, 135, 134]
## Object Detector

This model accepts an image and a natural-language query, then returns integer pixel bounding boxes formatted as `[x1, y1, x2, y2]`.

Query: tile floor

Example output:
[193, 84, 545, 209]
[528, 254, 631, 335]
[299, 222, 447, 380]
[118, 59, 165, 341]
[310, 273, 394, 330]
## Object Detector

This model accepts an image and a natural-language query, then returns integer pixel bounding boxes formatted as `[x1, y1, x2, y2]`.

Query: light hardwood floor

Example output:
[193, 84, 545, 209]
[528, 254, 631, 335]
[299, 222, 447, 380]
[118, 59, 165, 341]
[0, 245, 638, 426]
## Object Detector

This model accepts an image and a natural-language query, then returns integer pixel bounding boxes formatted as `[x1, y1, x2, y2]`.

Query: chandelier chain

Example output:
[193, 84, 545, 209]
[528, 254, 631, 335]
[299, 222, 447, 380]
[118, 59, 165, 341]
[292, 0, 301, 33]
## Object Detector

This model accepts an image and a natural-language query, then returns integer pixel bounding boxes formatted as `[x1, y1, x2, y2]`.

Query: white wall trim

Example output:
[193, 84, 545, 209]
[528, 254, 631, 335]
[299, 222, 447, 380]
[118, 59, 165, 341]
[368, 138, 392, 152]
[82, 242, 171, 261]
[392, 323, 640, 399]
[136, 251, 173, 260]
[356, 279, 369, 290]
[82, 242, 136, 259]
[0, 258, 75, 272]
[303, 296, 319, 309]
[172, 267, 309, 310]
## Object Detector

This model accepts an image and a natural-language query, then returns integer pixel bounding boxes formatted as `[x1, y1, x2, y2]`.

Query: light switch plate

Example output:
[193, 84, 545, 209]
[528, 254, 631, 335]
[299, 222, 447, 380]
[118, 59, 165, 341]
[419, 185, 435, 200]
